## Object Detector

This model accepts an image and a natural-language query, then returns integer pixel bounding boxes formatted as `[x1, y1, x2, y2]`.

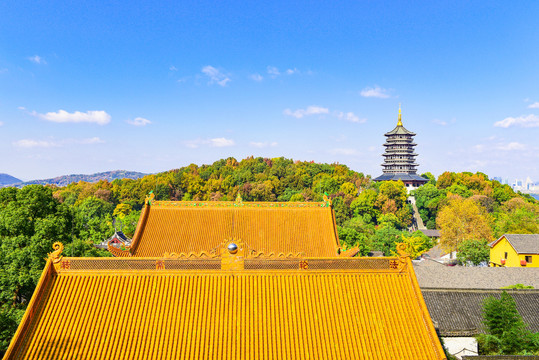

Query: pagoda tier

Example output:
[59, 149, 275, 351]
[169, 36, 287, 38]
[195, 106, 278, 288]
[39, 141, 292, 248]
[383, 142, 417, 147]
[373, 107, 428, 188]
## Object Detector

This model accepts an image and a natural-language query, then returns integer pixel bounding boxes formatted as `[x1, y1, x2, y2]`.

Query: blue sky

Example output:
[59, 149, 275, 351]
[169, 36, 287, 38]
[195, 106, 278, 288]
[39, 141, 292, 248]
[1, 1, 539, 181]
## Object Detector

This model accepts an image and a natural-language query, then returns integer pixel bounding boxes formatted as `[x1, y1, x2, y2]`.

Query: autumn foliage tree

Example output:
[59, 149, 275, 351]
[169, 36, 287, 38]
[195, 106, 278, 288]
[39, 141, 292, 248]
[436, 196, 493, 254]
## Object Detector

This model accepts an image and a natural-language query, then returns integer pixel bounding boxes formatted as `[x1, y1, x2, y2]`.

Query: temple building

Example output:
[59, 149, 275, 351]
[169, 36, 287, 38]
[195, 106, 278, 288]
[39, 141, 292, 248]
[373, 106, 428, 190]
[4, 195, 447, 359]
[107, 195, 348, 258]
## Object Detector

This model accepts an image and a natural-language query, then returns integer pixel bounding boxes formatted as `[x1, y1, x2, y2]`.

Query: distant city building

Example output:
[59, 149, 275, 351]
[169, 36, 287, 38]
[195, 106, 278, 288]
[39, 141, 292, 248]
[509, 176, 539, 193]
[373, 106, 428, 190]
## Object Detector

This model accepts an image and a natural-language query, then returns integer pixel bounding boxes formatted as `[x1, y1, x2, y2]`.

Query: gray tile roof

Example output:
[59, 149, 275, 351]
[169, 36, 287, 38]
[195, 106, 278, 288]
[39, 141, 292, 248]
[494, 234, 539, 254]
[421, 229, 441, 238]
[373, 173, 429, 182]
[414, 260, 539, 289]
[462, 355, 539, 359]
[384, 125, 416, 136]
[422, 288, 539, 336]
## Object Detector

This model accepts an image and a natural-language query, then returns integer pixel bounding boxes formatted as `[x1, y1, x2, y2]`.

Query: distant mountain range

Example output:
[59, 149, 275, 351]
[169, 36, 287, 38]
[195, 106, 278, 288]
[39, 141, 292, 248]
[0, 173, 23, 186]
[0, 170, 148, 187]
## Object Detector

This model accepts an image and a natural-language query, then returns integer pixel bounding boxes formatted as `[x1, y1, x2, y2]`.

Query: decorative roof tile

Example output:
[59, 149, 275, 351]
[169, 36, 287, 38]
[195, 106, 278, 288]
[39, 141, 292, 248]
[5, 254, 446, 359]
[128, 201, 341, 258]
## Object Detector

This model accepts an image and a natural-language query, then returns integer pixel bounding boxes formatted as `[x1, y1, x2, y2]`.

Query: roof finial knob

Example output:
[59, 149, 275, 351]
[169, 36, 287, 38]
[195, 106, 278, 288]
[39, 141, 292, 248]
[227, 243, 238, 254]
[397, 103, 403, 126]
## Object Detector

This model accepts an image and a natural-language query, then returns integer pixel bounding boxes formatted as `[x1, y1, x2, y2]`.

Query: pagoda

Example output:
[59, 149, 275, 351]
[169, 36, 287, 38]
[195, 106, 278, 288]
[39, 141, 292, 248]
[373, 106, 428, 190]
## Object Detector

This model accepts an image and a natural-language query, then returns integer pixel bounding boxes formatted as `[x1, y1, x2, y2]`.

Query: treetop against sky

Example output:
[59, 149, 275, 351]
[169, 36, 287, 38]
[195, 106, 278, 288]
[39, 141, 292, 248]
[1, 1, 538, 180]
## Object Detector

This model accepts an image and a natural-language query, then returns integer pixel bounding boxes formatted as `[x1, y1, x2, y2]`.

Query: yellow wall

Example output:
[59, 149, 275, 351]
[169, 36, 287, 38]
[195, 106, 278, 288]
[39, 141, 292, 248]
[490, 236, 539, 267]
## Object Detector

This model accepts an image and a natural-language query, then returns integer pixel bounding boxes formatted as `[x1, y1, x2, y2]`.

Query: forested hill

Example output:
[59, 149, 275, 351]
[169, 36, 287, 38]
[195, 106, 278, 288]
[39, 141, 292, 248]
[20, 170, 147, 187]
[0, 173, 22, 186]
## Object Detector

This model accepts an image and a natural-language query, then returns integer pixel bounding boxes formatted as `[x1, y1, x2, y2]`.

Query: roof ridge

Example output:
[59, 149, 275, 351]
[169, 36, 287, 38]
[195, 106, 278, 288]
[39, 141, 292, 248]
[151, 200, 331, 208]
[421, 288, 539, 293]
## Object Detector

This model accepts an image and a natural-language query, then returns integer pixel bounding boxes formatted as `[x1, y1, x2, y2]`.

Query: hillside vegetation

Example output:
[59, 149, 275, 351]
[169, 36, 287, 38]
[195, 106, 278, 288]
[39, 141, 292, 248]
[1, 157, 538, 354]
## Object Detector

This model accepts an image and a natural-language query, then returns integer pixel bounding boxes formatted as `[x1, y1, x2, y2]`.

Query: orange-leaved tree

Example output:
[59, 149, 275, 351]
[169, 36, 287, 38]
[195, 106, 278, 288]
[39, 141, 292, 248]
[436, 195, 493, 254]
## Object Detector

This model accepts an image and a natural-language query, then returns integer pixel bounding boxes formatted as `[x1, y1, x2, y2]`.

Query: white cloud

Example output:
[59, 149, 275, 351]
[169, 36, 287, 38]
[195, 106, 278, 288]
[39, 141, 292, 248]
[28, 55, 46, 64]
[249, 141, 278, 148]
[13, 137, 103, 148]
[169, 65, 178, 71]
[528, 102, 539, 109]
[432, 119, 447, 126]
[473, 144, 485, 153]
[360, 86, 390, 98]
[0, 121, 4, 126]
[184, 137, 235, 148]
[14, 139, 57, 148]
[498, 142, 525, 151]
[494, 114, 539, 128]
[285, 106, 366, 123]
[201, 65, 230, 86]
[77, 137, 104, 145]
[31, 109, 111, 125]
[127, 117, 151, 126]
[286, 68, 298, 75]
[210, 137, 235, 147]
[283, 106, 329, 119]
[250, 73, 263, 81]
[335, 111, 365, 123]
[184, 139, 202, 149]
[267, 66, 280, 78]
[329, 148, 358, 156]
[17, 106, 26, 110]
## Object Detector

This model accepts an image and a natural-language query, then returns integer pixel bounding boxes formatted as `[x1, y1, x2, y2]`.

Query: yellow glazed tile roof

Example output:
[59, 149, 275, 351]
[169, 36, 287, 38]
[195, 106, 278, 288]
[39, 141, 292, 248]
[5, 253, 446, 360]
[126, 200, 341, 258]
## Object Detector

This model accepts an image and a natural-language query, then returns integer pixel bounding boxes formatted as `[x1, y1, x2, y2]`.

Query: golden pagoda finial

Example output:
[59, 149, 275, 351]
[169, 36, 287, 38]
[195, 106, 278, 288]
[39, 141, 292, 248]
[397, 103, 402, 126]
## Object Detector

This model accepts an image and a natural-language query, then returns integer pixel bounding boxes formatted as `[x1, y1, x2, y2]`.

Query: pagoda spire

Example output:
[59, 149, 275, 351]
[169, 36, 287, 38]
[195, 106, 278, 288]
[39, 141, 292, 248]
[397, 104, 402, 126]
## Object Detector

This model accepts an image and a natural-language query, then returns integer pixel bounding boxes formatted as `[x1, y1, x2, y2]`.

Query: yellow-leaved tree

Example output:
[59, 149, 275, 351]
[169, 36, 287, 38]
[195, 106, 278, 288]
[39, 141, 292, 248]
[436, 195, 493, 254]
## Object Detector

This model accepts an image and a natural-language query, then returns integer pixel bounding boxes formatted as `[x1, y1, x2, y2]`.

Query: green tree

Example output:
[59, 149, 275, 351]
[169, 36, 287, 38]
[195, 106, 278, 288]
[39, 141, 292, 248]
[456, 238, 490, 266]
[477, 291, 538, 355]
[113, 203, 132, 218]
[501, 284, 534, 289]
[371, 226, 405, 256]
[0, 186, 74, 354]
[0, 186, 73, 305]
[400, 232, 435, 258]
[336, 226, 369, 256]
[420, 172, 436, 186]
[375, 181, 411, 228]
[73, 196, 114, 244]
[350, 189, 378, 224]
[414, 183, 444, 228]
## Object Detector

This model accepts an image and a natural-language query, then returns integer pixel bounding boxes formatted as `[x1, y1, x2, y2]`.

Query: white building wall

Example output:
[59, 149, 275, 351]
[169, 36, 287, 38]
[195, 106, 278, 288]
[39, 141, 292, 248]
[442, 337, 478, 359]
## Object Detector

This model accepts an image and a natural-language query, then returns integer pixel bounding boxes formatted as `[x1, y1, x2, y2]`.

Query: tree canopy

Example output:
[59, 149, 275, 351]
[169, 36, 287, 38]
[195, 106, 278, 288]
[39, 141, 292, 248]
[477, 291, 539, 355]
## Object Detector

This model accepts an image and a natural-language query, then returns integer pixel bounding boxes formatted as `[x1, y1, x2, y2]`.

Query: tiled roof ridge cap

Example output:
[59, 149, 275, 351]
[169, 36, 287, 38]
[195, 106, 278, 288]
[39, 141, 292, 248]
[151, 200, 330, 208]
[505, 233, 539, 236]
[52, 256, 413, 273]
